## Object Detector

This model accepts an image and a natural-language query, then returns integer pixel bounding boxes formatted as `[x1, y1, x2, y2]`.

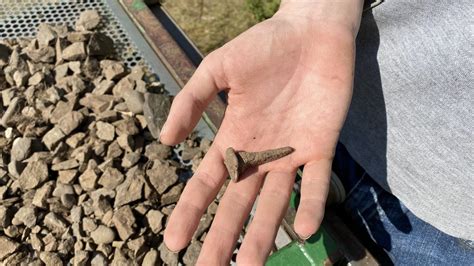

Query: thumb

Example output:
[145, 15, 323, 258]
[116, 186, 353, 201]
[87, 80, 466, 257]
[159, 50, 226, 145]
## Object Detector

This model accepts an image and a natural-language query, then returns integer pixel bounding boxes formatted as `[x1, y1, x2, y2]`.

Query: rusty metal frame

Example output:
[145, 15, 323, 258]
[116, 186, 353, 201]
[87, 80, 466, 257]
[119, 0, 225, 134]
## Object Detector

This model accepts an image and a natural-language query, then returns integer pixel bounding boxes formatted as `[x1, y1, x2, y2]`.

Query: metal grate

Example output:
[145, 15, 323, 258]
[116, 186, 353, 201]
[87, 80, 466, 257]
[0, 0, 146, 70]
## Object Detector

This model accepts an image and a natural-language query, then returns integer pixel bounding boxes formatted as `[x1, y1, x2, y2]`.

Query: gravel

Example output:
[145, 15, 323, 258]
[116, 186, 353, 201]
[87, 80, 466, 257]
[0, 236, 19, 260]
[0, 10, 217, 265]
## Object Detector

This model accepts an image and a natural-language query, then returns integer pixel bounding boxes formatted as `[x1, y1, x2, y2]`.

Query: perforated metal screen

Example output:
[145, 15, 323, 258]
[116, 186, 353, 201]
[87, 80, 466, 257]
[0, 0, 146, 69]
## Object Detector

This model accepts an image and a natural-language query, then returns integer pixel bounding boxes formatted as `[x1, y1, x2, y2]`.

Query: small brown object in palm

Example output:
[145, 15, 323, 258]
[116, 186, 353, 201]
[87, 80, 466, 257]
[224, 146, 295, 182]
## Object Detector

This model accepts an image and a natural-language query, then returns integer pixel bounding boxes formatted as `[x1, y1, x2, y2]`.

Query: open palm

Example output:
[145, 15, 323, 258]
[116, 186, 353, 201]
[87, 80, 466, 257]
[160, 11, 357, 265]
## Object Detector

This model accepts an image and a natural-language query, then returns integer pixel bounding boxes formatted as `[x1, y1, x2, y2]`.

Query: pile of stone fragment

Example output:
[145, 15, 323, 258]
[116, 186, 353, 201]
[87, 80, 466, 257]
[0, 10, 221, 265]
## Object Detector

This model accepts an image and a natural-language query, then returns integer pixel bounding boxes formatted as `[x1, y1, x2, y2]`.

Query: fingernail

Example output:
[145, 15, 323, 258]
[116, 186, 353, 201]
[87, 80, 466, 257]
[159, 122, 168, 141]
[297, 233, 312, 242]
[163, 242, 180, 254]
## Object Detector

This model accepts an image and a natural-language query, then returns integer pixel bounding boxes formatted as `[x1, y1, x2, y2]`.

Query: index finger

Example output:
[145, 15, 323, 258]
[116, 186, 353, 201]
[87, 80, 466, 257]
[159, 51, 226, 145]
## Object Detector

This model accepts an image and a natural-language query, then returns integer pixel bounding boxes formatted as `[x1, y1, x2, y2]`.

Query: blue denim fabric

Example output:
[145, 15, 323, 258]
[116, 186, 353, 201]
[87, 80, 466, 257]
[332, 144, 474, 265]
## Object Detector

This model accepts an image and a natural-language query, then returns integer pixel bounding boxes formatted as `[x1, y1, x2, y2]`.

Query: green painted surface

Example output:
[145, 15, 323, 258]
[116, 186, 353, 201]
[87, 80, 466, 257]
[267, 227, 339, 266]
[131, 0, 147, 11]
[290, 190, 300, 210]
[268, 182, 339, 266]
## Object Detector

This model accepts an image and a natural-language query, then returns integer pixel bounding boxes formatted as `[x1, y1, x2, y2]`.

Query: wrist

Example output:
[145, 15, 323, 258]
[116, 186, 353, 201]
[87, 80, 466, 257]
[275, 0, 364, 38]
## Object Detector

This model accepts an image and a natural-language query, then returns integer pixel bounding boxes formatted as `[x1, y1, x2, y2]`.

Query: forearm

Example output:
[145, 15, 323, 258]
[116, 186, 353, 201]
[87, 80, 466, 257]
[276, 0, 365, 37]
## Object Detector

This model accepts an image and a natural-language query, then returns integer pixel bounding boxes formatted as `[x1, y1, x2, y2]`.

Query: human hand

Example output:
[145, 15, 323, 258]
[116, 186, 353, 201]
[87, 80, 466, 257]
[160, 0, 364, 264]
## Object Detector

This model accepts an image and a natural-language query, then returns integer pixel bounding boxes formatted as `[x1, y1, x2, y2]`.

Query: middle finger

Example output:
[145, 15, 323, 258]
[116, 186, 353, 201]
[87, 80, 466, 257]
[196, 170, 265, 265]
[237, 170, 296, 265]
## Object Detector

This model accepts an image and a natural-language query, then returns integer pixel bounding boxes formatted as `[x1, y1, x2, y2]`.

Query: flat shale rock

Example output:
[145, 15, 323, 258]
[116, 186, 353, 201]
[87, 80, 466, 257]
[28, 71, 44, 85]
[79, 93, 114, 114]
[115, 118, 140, 136]
[114, 174, 143, 207]
[37, 23, 57, 47]
[207, 201, 218, 215]
[30, 233, 44, 252]
[98, 168, 124, 189]
[106, 141, 123, 159]
[32, 181, 54, 208]
[44, 212, 68, 235]
[79, 168, 98, 191]
[1, 97, 20, 127]
[146, 210, 164, 234]
[194, 214, 213, 240]
[103, 61, 126, 81]
[83, 217, 98, 233]
[52, 159, 79, 171]
[26, 45, 56, 63]
[11, 137, 33, 161]
[183, 241, 202, 266]
[12, 205, 37, 228]
[38, 234, 54, 249]
[144, 142, 171, 160]
[121, 152, 140, 169]
[8, 160, 25, 179]
[69, 61, 82, 74]
[57, 76, 86, 93]
[91, 253, 108, 266]
[127, 236, 146, 256]
[75, 10, 101, 31]
[42, 126, 66, 150]
[143, 93, 171, 139]
[62, 42, 87, 61]
[0, 186, 6, 199]
[0, 236, 20, 260]
[110, 249, 130, 266]
[3, 251, 30, 265]
[83, 57, 101, 79]
[40, 251, 64, 266]
[161, 183, 183, 206]
[13, 69, 30, 87]
[112, 76, 134, 97]
[68, 31, 91, 43]
[113, 205, 135, 241]
[93, 195, 112, 218]
[50, 97, 77, 124]
[0, 43, 11, 65]
[91, 225, 116, 244]
[142, 248, 159, 266]
[0, 206, 11, 228]
[74, 250, 89, 266]
[147, 161, 178, 194]
[93, 79, 115, 95]
[116, 134, 134, 152]
[19, 161, 49, 191]
[57, 111, 84, 135]
[87, 33, 114, 56]
[58, 170, 78, 184]
[52, 182, 74, 198]
[96, 121, 115, 141]
[66, 132, 86, 148]
[123, 90, 144, 114]
[159, 243, 178, 266]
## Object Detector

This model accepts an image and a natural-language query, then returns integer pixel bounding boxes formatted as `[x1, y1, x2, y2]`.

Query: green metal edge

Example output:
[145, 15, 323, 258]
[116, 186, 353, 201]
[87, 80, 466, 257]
[267, 169, 339, 266]
[266, 227, 339, 266]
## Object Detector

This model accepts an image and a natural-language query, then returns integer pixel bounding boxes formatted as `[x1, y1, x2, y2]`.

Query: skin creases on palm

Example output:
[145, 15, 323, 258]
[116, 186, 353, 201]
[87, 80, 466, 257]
[161, 16, 356, 265]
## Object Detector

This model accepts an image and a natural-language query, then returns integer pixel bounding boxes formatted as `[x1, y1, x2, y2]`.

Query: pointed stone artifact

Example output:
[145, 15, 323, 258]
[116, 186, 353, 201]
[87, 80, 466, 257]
[225, 146, 295, 182]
